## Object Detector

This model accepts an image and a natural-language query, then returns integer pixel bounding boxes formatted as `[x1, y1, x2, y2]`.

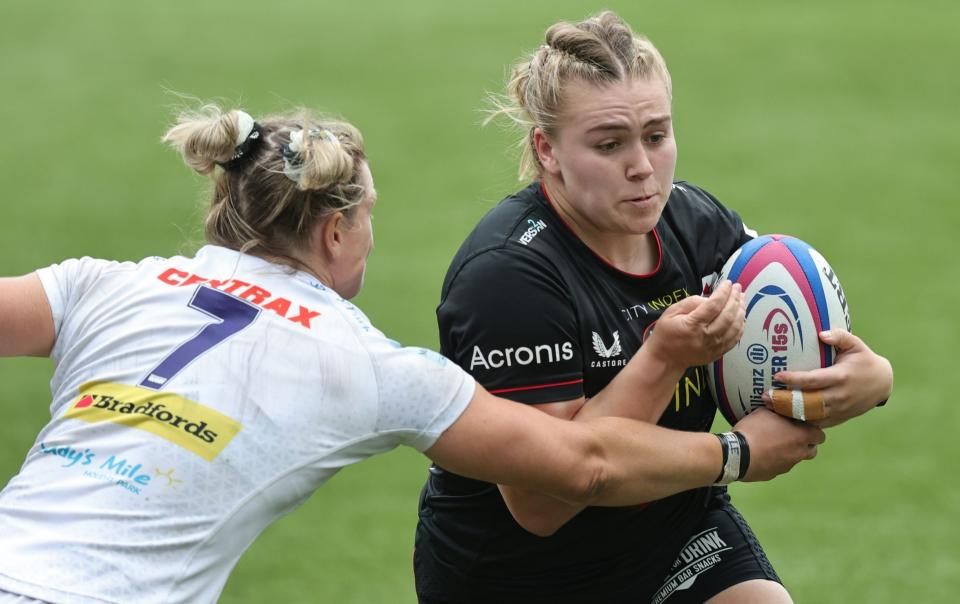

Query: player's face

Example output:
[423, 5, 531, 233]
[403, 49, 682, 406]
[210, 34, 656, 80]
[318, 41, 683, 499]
[538, 77, 676, 239]
[332, 161, 376, 300]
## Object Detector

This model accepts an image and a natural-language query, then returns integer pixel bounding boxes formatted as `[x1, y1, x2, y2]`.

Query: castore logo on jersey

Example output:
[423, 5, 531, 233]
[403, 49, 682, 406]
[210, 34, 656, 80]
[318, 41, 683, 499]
[591, 331, 626, 368]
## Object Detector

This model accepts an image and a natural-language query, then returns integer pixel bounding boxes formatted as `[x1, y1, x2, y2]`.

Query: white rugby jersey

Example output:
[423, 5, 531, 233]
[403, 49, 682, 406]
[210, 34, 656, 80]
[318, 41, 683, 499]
[0, 246, 475, 604]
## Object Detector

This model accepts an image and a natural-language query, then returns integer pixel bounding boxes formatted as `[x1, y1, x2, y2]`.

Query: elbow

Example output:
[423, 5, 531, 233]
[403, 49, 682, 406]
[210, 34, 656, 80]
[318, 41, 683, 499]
[579, 457, 611, 507]
[501, 493, 577, 537]
[566, 441, 611, 508]
[512, 455, 610, 538]
[513, 515, 563, 538]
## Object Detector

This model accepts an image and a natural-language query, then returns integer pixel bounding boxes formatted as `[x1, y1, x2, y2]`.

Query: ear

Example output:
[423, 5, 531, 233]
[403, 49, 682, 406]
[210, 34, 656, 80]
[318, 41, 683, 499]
[317, 211, 347, 260]
[533, 127, 560, 175]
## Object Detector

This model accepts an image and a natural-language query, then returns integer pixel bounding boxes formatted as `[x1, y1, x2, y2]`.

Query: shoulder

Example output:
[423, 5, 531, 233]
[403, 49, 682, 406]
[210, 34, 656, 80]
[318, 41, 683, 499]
[661, 181, 751, 238]
[664, 181, 735, 222]
[449, 183, 545, 259]
[36, 254, 169, 310]
[441, 183, 566, 300]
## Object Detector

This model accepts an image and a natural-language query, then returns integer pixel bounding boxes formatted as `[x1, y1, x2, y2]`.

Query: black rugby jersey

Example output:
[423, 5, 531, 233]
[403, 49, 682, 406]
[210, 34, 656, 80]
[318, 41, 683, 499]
[415, 181, 753, 601]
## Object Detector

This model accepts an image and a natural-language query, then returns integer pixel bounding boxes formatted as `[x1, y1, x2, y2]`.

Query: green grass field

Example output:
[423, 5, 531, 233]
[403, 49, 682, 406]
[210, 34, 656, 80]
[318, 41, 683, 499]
[1, 0, 957, 601]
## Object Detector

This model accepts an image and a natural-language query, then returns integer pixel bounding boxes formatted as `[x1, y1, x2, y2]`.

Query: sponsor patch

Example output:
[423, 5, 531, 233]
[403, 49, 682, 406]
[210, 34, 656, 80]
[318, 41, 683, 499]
[38, 441, 170, 497]
[469, 341, 574, 371]
[63, 382, 241, 461]
[591, 331, 626, 369]
[653, 528, 732, 603]
[156, 267, 321, 329]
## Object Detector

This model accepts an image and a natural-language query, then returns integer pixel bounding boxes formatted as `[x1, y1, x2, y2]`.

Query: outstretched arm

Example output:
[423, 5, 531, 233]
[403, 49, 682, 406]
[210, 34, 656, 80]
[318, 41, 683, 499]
[495, 281, 746, 535]
[0, 274, 54, 357]
[426, 386, 824, 510]
[764, 329, 893, 428]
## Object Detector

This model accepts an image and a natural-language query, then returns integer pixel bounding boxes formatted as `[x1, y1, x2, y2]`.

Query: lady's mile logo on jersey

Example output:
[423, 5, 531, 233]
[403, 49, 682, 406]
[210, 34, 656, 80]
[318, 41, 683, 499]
[64, 382, 242, 461]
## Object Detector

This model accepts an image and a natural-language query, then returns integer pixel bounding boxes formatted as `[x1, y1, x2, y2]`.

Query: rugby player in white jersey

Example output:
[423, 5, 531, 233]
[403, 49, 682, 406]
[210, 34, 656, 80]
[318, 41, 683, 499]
[0, 106, 825, 604]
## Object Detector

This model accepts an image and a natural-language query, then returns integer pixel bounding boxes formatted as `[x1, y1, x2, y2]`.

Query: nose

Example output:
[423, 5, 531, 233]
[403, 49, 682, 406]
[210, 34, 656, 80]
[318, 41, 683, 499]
[625, 143, 654, 181]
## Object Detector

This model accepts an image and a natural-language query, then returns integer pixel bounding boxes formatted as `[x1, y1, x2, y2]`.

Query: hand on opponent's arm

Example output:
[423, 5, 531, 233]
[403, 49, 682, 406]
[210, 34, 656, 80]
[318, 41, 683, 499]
[498, 281, 746, 535]
[427, 387, 824, 534]
[763, 330, 893, 428]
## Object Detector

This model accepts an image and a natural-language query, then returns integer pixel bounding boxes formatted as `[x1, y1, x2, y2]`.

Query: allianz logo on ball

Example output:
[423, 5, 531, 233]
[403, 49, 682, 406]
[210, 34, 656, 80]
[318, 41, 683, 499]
[746, 343, 768, 364]
[706, 235, 851, 425]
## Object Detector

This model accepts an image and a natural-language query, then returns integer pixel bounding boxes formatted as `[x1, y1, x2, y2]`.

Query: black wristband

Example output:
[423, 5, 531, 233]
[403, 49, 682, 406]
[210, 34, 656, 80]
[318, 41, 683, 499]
[714, 432, 742, 485]
[714, 433, 729, 483]
[732, 431, 750, 481]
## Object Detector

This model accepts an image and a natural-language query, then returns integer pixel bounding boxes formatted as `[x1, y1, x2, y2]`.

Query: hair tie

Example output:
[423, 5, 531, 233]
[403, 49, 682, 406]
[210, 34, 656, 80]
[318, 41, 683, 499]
[281, 127, 340, 184]
[217, 111, 262, 171]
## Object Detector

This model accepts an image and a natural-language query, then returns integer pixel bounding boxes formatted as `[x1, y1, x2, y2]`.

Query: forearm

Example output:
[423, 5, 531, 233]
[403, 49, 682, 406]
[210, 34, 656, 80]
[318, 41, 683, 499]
[549, 417, 723, 507]
[500, 346, 687, 535]
[500, 415, 719, 535]
[574, 344, 686, 422]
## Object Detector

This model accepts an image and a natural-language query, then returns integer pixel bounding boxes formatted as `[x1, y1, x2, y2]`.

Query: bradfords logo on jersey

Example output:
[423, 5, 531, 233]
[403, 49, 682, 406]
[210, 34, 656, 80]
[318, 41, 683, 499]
[518, 218, 547, 246]
[591, 331, 626, 368]
[470, 341, 573, 371]
[63, 382, 241, 461]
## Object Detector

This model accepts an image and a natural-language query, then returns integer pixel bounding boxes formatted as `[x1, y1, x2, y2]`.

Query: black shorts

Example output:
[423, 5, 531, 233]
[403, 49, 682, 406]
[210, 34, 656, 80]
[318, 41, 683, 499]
[649, 489, 781, 604]
[415, 488, 781, 604]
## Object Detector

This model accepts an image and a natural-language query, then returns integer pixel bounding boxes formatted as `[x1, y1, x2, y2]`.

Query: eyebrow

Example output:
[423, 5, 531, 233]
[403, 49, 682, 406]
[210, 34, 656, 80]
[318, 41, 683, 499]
[585, 115, 672, 134]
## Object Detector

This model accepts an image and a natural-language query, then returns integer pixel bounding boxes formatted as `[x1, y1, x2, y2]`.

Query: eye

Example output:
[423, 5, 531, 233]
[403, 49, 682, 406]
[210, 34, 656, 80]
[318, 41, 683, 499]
[646, 132, 666, 144]
[596, 140, 621, 152]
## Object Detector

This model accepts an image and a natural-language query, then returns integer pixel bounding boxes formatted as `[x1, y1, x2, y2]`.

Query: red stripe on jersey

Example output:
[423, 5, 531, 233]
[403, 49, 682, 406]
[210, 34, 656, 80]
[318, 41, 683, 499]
[489, 378, 584, 395]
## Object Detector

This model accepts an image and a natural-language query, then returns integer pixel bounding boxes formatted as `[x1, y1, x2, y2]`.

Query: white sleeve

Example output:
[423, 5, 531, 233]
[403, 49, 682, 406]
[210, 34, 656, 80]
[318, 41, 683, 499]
[368, 341, 476, 452]
[35, 258, 116, 335]
[35, 256, 131, 363]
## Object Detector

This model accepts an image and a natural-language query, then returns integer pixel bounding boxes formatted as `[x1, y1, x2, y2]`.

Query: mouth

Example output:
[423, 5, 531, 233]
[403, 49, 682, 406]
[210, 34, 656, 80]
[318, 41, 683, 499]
[625, 193, 657, 206]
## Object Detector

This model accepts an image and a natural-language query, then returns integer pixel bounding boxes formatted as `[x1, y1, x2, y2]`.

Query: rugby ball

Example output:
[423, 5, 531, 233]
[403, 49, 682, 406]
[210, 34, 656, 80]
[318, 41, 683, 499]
[707, 235, 851, 424]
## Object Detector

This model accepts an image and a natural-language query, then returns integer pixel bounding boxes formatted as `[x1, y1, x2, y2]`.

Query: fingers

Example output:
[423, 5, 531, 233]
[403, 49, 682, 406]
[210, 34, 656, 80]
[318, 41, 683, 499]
[695, 282, 743, 333]
[705, 282, 744, 348]
[819, 329, 863, 353]
[804, 423, 826, 445]
[803, 424, 826, 459]
[664, 293, 706, 316]
[688, 280, 733, 324]
[722, 284, 746, 341]
[765, 389, 828, 421]
[770, 365, 841, 391]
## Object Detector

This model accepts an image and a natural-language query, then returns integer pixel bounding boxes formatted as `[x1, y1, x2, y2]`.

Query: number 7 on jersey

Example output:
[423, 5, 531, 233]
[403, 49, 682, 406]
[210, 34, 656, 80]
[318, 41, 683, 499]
[140, 286, 261, 390]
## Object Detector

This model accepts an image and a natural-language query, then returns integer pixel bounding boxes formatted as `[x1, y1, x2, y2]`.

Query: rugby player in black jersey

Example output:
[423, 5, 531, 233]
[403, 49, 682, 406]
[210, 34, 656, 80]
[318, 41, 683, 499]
[414, 11, 893, 604]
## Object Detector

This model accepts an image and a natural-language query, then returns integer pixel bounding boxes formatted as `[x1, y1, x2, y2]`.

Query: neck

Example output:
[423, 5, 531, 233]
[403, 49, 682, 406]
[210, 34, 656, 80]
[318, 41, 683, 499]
[541, 177, 658, 275]
[281, 249, 336, 290]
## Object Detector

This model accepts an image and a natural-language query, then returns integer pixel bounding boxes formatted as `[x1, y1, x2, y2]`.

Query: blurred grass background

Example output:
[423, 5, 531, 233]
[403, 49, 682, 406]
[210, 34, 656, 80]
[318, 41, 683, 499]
[1, 0, 956, 601]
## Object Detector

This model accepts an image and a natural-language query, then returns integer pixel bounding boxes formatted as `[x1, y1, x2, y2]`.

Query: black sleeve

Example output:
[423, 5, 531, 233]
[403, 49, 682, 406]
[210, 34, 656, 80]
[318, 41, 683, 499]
[437, 248, 584, 404]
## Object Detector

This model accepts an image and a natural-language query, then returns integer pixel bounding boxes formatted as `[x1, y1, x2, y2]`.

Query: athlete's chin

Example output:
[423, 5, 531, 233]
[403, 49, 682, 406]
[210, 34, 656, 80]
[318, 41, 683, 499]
[621, 207, 665, 234]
